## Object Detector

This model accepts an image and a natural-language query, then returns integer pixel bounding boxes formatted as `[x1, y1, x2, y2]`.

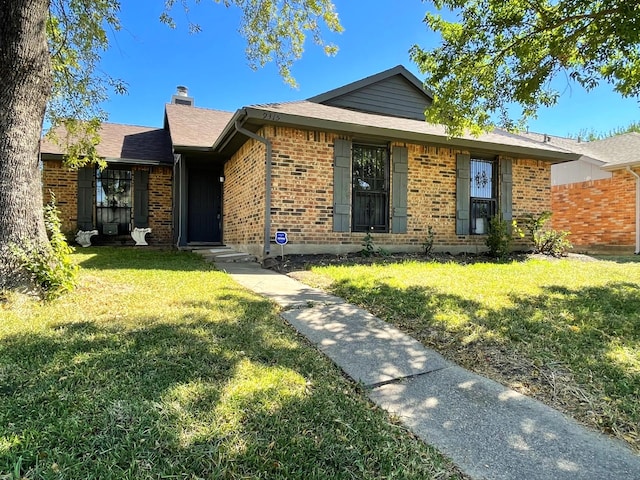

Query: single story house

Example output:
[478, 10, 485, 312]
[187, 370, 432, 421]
[41, 66, 580, 259]
[520, 132, 640, 254]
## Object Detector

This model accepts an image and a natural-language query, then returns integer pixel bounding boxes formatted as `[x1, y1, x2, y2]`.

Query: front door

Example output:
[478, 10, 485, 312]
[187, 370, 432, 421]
[187, 168, 221, 243]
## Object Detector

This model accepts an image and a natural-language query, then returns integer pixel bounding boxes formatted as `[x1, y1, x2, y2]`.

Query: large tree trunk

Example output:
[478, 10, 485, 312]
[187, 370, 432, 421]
[0, 0, 52, 289]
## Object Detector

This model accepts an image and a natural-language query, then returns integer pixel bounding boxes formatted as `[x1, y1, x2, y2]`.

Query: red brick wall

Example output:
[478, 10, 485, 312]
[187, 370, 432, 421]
[551, 169, 637, 249]
[42, 160, 173, 245]
[228, 127, 553, 257]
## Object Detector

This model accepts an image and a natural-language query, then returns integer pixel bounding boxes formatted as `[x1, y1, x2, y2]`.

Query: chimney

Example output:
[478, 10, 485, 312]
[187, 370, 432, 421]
[171, 85, 194, 106]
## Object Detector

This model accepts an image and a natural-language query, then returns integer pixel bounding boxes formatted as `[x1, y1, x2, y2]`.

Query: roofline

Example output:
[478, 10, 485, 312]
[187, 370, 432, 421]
[307, 65, 433, 104]
[217, 107, 579, 162]
[601, 161, 640, 172]
[40, 153, 169, 166]
[171, 145, 214, 153]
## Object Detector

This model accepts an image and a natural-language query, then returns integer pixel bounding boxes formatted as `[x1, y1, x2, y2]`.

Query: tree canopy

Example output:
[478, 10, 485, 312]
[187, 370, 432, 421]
[47, 0, 342, 164]
[0, 0, 341, 293]
[411, 0, 640, 136]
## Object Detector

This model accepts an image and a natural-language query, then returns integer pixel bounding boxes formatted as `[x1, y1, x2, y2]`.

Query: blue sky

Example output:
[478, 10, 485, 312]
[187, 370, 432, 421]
[99, 0, 639, 137]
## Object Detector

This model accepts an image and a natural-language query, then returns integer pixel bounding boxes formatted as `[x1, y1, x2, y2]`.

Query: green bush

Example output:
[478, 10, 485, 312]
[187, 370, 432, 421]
[12, 193, 78, 299]
[485, 214, 512, 259]
[521, 211, 573, 256]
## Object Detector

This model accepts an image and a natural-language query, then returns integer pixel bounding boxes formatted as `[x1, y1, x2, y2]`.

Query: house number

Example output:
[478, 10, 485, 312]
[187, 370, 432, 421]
[262, 112, 281, 121]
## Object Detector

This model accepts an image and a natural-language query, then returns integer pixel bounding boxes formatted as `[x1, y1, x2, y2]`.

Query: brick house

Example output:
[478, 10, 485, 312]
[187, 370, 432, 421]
[520, 132, 640, 254]
[41, 66, 579, 258]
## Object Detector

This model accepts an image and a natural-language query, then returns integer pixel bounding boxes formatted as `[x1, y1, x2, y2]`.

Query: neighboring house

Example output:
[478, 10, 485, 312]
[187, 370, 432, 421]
[41, 66, 579, 258]
[521, 132, 640, 254]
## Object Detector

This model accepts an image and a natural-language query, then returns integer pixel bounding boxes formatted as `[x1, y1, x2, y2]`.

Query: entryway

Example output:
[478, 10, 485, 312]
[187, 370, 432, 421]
[187, 168, 222, 243]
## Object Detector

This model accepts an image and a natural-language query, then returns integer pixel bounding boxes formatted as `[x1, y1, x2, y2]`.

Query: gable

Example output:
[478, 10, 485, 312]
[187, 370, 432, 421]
[308, 65, 432, 121]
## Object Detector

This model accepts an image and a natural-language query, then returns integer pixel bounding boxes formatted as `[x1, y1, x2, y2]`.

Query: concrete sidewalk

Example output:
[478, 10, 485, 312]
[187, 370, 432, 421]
[216, 260, 640, 480]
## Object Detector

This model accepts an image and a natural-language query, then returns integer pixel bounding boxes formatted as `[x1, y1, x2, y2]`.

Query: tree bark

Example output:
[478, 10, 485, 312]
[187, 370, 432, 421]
[0, 0, 52, 289]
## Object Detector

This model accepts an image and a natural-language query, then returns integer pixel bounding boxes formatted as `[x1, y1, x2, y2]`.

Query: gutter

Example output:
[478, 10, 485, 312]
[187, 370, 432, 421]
[173, 153, 183, 248]
[233, 112, 273, 258]
[627, 167, 640, 254]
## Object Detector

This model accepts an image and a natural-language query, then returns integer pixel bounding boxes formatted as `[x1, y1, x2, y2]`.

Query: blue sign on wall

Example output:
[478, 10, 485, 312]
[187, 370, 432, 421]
[275, 231, 288, 245]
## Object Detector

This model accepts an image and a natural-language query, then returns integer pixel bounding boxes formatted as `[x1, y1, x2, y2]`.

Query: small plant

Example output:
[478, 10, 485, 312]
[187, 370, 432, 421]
[11, 193, 78, 299]
[485, 213, 512, 259]
[522, 211, 573, 256]
[422, 226, 435, 256]
[361, 230, 390, 257]
[361, 230, 376, 257]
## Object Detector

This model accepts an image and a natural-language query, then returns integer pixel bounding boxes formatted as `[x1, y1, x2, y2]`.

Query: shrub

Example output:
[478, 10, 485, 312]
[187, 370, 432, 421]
[360, 231, 376, 257]
[521, 211, 573, 256]
[12, 193, 78, 299]
[485, 214, 512, 259]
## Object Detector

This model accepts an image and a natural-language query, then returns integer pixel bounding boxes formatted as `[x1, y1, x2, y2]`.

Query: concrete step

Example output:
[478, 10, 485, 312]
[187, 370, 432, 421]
[191, 247, 257, 263]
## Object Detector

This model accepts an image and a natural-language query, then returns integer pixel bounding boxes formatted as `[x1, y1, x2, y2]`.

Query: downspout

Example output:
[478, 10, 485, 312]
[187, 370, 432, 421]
[234, 116, 272, 258]
[627, 166, 640, 254]
[173, 153, 182, 248]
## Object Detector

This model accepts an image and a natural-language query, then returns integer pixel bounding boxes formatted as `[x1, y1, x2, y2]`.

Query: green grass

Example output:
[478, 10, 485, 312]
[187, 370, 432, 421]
[0, 248, 465, 480]
[303, 256, 640, 450]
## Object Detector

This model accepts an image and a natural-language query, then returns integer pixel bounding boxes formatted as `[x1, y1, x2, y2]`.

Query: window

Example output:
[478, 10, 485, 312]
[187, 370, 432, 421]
[352, 144, 389, 232]
[96, 168, 132, 235]
[470, 158, 497, 234]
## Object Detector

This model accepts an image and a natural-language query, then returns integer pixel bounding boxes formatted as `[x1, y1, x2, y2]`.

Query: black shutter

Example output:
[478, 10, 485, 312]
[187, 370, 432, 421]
[77, 167, 94, 230]
[134, 170, 149, 228]
[392, 146, 408, 233]
[456, 153, 471, 235]
[333, 139, 351, 232]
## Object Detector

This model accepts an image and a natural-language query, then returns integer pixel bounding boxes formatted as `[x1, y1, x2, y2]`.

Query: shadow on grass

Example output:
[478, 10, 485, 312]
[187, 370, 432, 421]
[328, 277, 640, 442]
[0, 290, 454, 479]
[74, 247, 212, 272]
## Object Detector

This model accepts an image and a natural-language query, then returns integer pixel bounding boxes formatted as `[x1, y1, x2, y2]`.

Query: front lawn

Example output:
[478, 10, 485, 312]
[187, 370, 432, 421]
[299, 255, 640, 451]
[0, 248, 466, 479]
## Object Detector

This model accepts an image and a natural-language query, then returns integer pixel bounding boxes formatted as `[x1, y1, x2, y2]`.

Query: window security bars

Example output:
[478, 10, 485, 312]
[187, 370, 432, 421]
[96, 169, 132, 235]
[352, 145, 389, 232]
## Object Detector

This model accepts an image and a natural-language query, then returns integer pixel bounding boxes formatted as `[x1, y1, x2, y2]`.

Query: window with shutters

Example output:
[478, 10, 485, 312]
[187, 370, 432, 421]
[352, 144, 389, 232]
[96, 168, 132, 235]
[469, 158, 497, 235]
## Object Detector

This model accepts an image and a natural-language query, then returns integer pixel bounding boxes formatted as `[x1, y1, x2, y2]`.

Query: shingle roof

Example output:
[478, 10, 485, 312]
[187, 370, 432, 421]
[41, 123, 174, 164]
[520, 131, 640, 169]
[243, 101, 576, 158]
[164, 103, 233, 149]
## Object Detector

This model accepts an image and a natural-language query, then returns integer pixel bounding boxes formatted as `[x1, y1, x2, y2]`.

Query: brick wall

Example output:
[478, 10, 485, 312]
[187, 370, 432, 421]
[223, 137, 266, 256]
[551, 169, 637, 249]
[142, 165, 173, 245]
[41, 160, 79, 235]
[231, 127, 553, 257]
[41, 160, 173, 245]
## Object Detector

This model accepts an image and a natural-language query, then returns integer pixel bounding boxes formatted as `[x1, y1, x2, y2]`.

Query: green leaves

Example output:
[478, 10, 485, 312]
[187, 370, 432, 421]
[162, 0, 343, 87]
[413, 1, 640, 136]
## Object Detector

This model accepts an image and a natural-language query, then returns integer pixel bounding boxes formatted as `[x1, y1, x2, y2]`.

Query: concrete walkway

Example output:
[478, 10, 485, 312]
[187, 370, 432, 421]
[216, 260, 640, 480]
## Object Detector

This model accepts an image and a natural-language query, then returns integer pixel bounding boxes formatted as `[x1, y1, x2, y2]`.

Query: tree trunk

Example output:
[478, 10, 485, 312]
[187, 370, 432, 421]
[0, 0, 52, 289]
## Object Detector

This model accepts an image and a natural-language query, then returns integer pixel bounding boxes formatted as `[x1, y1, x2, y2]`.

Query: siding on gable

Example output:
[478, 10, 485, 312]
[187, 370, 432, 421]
[322, 76, 430, 121]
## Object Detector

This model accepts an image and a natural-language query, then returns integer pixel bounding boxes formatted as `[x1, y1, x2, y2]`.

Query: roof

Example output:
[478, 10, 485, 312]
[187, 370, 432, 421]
[41, 123, 174, 165]
[213, 101, 578, 162]
[580, 133, 640, 170]
[520, 131, 640, 170]
[164, 103, 234, 150]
